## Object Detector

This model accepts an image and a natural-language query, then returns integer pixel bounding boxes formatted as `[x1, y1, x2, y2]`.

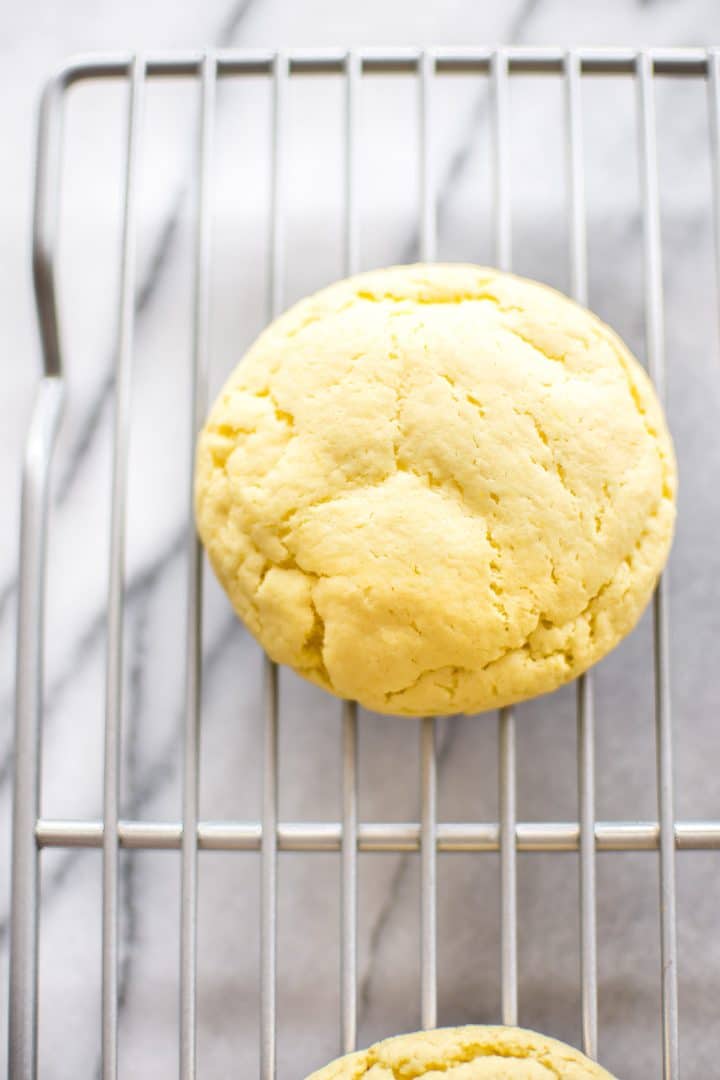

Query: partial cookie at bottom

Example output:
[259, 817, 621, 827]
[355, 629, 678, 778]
[304, 1025, 617, 1080]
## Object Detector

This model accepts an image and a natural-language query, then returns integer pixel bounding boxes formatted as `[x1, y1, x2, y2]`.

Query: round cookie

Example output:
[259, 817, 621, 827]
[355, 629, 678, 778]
[304, 1025, 617, 1079]
[195, 264, 676, 716]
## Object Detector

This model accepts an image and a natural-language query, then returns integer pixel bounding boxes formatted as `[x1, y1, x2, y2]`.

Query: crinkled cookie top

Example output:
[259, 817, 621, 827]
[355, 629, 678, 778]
[304, 1025, 616, 1079]
[195, 264, 676, 716]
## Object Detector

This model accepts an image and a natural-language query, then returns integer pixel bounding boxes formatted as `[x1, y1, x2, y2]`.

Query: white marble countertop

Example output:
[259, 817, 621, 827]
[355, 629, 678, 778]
[3, 2, 720, 1078]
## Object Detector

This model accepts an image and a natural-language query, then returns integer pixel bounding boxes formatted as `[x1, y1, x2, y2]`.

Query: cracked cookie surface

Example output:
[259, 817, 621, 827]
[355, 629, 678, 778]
[195, 264, 676, 716]
[304, 1025, 616, 1079]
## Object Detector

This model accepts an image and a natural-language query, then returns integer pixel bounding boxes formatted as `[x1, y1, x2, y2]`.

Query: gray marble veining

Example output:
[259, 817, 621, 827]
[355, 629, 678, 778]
[4, 2, 720, 1078]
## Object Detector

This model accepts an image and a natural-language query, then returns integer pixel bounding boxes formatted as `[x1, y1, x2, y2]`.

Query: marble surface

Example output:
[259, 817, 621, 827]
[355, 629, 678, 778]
[3, 1, 720, 1078]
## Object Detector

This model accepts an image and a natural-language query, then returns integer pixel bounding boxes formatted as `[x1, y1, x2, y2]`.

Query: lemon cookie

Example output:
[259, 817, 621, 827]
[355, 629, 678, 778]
[304, 1025, 616, 1079]
[195, 264, 676, 716]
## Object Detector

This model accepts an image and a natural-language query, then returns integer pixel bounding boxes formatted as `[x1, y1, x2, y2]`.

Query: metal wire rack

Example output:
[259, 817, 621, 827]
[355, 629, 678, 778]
[9, 44, 720, 1080]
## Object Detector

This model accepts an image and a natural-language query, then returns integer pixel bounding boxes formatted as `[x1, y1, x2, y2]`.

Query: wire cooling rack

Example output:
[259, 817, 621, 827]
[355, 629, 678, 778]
[9, 45, 720, 1080]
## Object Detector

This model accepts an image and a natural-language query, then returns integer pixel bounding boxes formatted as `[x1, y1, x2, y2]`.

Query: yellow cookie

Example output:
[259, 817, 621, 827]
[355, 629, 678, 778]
[195, 264, 676, 716]
[305, 1025, 616, 1079]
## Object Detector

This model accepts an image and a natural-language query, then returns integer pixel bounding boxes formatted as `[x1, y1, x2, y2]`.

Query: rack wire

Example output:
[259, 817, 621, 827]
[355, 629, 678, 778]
[9, 44, 720, 1080]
